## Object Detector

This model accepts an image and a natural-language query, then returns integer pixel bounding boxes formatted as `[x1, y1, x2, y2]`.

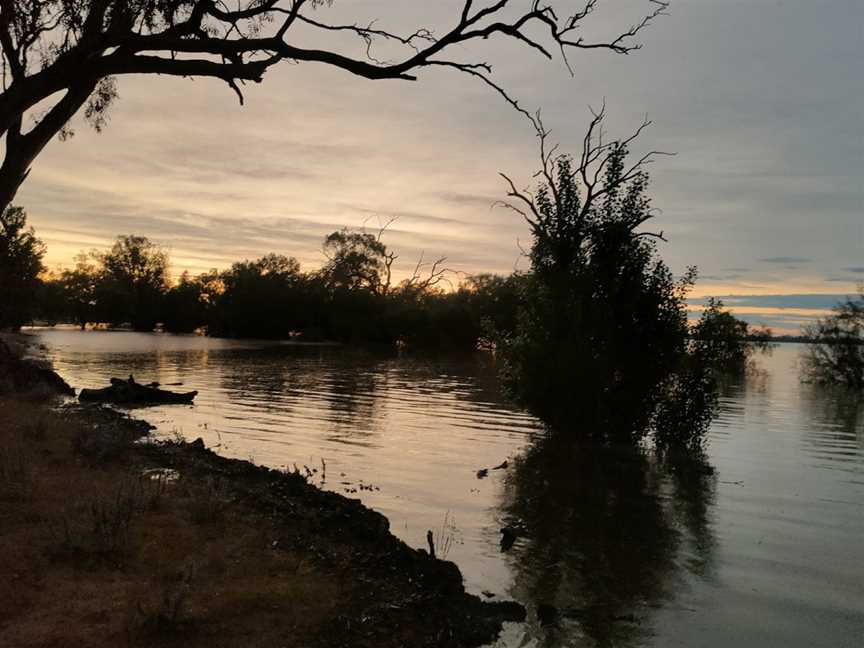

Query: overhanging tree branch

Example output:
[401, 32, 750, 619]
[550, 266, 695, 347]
[0, 0, 670, 213]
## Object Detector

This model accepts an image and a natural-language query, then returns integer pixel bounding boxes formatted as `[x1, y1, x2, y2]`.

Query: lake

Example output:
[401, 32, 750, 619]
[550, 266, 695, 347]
[23, 329, 864, 647]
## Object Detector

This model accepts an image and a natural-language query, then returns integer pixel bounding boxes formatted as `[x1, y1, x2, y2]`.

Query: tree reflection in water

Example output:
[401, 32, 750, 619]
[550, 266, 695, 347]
[498, 435, 716, 646]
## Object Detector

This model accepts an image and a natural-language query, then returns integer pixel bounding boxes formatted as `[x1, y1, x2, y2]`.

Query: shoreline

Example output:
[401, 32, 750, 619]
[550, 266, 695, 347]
[0, 343, 524, 647]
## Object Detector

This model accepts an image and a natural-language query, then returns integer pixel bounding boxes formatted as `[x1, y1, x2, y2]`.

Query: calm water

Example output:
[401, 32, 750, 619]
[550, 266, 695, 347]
[24, 329, 864, 647]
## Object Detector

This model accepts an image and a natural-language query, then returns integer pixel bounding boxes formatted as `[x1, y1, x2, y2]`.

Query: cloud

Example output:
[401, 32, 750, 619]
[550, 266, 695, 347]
[825, 277, 863, 283]
[692, 294, 848, 311]
[14, 0, 862, 297]
[757, 257, 813, 264]
[699, 274, 744, 281]
[687, 292, 853, 333]
[437, 192, 500, 209]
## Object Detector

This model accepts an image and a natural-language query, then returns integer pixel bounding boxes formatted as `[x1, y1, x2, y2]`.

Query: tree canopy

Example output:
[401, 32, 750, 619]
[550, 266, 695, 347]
[0, 205, 44, 329]
[0, 1, 668, 213]
[496, 109, 717, 447]
[803, 289, 864, 388]
[691, 297, 772, 372]
[98, 234, 169, 330]
[322, 229, 391, 296]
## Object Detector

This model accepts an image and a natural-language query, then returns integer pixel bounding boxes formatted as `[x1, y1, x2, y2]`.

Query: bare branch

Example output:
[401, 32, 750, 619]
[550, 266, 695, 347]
[498, 107, 674, 254]
[0, 0, 671, 212]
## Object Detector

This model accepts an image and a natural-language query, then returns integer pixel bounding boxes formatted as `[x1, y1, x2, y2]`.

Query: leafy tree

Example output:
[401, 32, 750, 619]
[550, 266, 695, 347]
[210, 254, 309, 338]
[59, 253, 101, 328]
[321, 229, 391, 295]
[0, 1, 667, 214]
[33, 270, 67, 325]
[162, 270, 209, 333]
[690, 297, 772, 371]
[459, 273, 525, 340]
[802, 289, 864, 388]
[318, 227, 455, 345]
[497, 110, 715, 446]
[0, 205, 44, 329]
[391, 273, 527, 350]
[99, 235, 169, 330]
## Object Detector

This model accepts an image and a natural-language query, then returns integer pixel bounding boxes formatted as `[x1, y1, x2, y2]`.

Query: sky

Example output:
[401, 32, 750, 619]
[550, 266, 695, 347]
[16, 0, 864, 334]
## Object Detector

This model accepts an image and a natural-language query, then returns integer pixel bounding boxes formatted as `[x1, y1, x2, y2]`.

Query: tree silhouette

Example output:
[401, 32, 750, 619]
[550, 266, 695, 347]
[0, 1, 668, 212]
[803, 288, 864, 388]
[60, 253, 101, 328]
[497, 108, 719, 446]
[211, 254, 310, 338]
[691, 297, 772, 372]
[498, 109, 679, 436]
[0, 205, 43, 329]
[322, 229, 390, 296]
[98, 234, 169, 330]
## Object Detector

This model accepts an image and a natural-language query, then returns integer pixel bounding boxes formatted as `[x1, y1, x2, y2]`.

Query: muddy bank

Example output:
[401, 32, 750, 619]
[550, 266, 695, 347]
[0, 359, 523, 646]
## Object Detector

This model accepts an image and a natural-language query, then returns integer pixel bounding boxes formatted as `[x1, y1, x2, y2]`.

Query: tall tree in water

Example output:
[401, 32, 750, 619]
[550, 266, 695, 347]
[498, 108, 715, 447]
[60, 253, 101, 329]
[0, 205, 44, 329]
[212, 254, 307, 338]
[690, 297, 772, 372]
[0, 1, 668, 213]
[802, 289, 864, 388]
[99, 234, 168, 330]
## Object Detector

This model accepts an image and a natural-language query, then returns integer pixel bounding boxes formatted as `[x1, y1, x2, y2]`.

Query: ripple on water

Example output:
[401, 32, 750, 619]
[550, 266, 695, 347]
[26, 330, 864, 648]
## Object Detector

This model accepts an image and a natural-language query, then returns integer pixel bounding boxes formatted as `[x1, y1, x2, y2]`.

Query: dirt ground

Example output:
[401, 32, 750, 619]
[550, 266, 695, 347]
[0, 398, 522, 647]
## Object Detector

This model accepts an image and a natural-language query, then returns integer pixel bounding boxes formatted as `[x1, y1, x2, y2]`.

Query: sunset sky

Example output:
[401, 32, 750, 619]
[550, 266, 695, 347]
[16, 0, 862, 334]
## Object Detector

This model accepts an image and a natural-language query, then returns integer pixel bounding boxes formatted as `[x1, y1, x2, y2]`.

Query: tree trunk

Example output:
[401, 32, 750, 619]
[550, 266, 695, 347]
[0, 169, 22, 216]
[0, 82, 96, 214]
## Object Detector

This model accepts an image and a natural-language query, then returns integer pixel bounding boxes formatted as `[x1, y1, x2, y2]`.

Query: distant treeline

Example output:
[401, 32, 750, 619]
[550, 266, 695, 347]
[29, 230, 524, 350]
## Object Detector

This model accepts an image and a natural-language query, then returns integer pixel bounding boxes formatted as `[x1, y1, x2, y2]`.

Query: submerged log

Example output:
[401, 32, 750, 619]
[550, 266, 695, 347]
[79, 376, 197, 405]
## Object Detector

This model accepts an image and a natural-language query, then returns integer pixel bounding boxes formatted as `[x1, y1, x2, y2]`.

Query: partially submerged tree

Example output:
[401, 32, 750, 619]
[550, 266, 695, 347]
[802, 289, 864, 388]
[0, 1, 668, 213]
[0, 205, 44, 329]
[691, 297, 773, 372]
[59, 252, 100, 328]
[497, 108, 716, 447]
[98, 234, 169, 330]
[649, 298, 773, 448]
[212, 253, 308, 338]
[162, 270, 210, 333]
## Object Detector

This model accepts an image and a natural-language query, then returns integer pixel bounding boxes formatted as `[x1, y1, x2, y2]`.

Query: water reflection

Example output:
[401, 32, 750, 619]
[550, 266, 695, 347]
[800, 383, 864, 474]
[802, 384, 864, 440]
[499, 436, 716, 647]
[23, 331, 864, 647]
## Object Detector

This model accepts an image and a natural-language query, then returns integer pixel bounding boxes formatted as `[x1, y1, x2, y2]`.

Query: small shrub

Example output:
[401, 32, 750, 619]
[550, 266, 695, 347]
[22, 412, 51, 440]
[184, 476, 231, 525]
[49, 472, 157, 561]
[432, 510, 460, 561]
[72, 421, 137, 465]
[72, 427, 114, 464]
[140, 469, 175, 511]
[128, 563, 197, 639]
[0, 436, 34, 501]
